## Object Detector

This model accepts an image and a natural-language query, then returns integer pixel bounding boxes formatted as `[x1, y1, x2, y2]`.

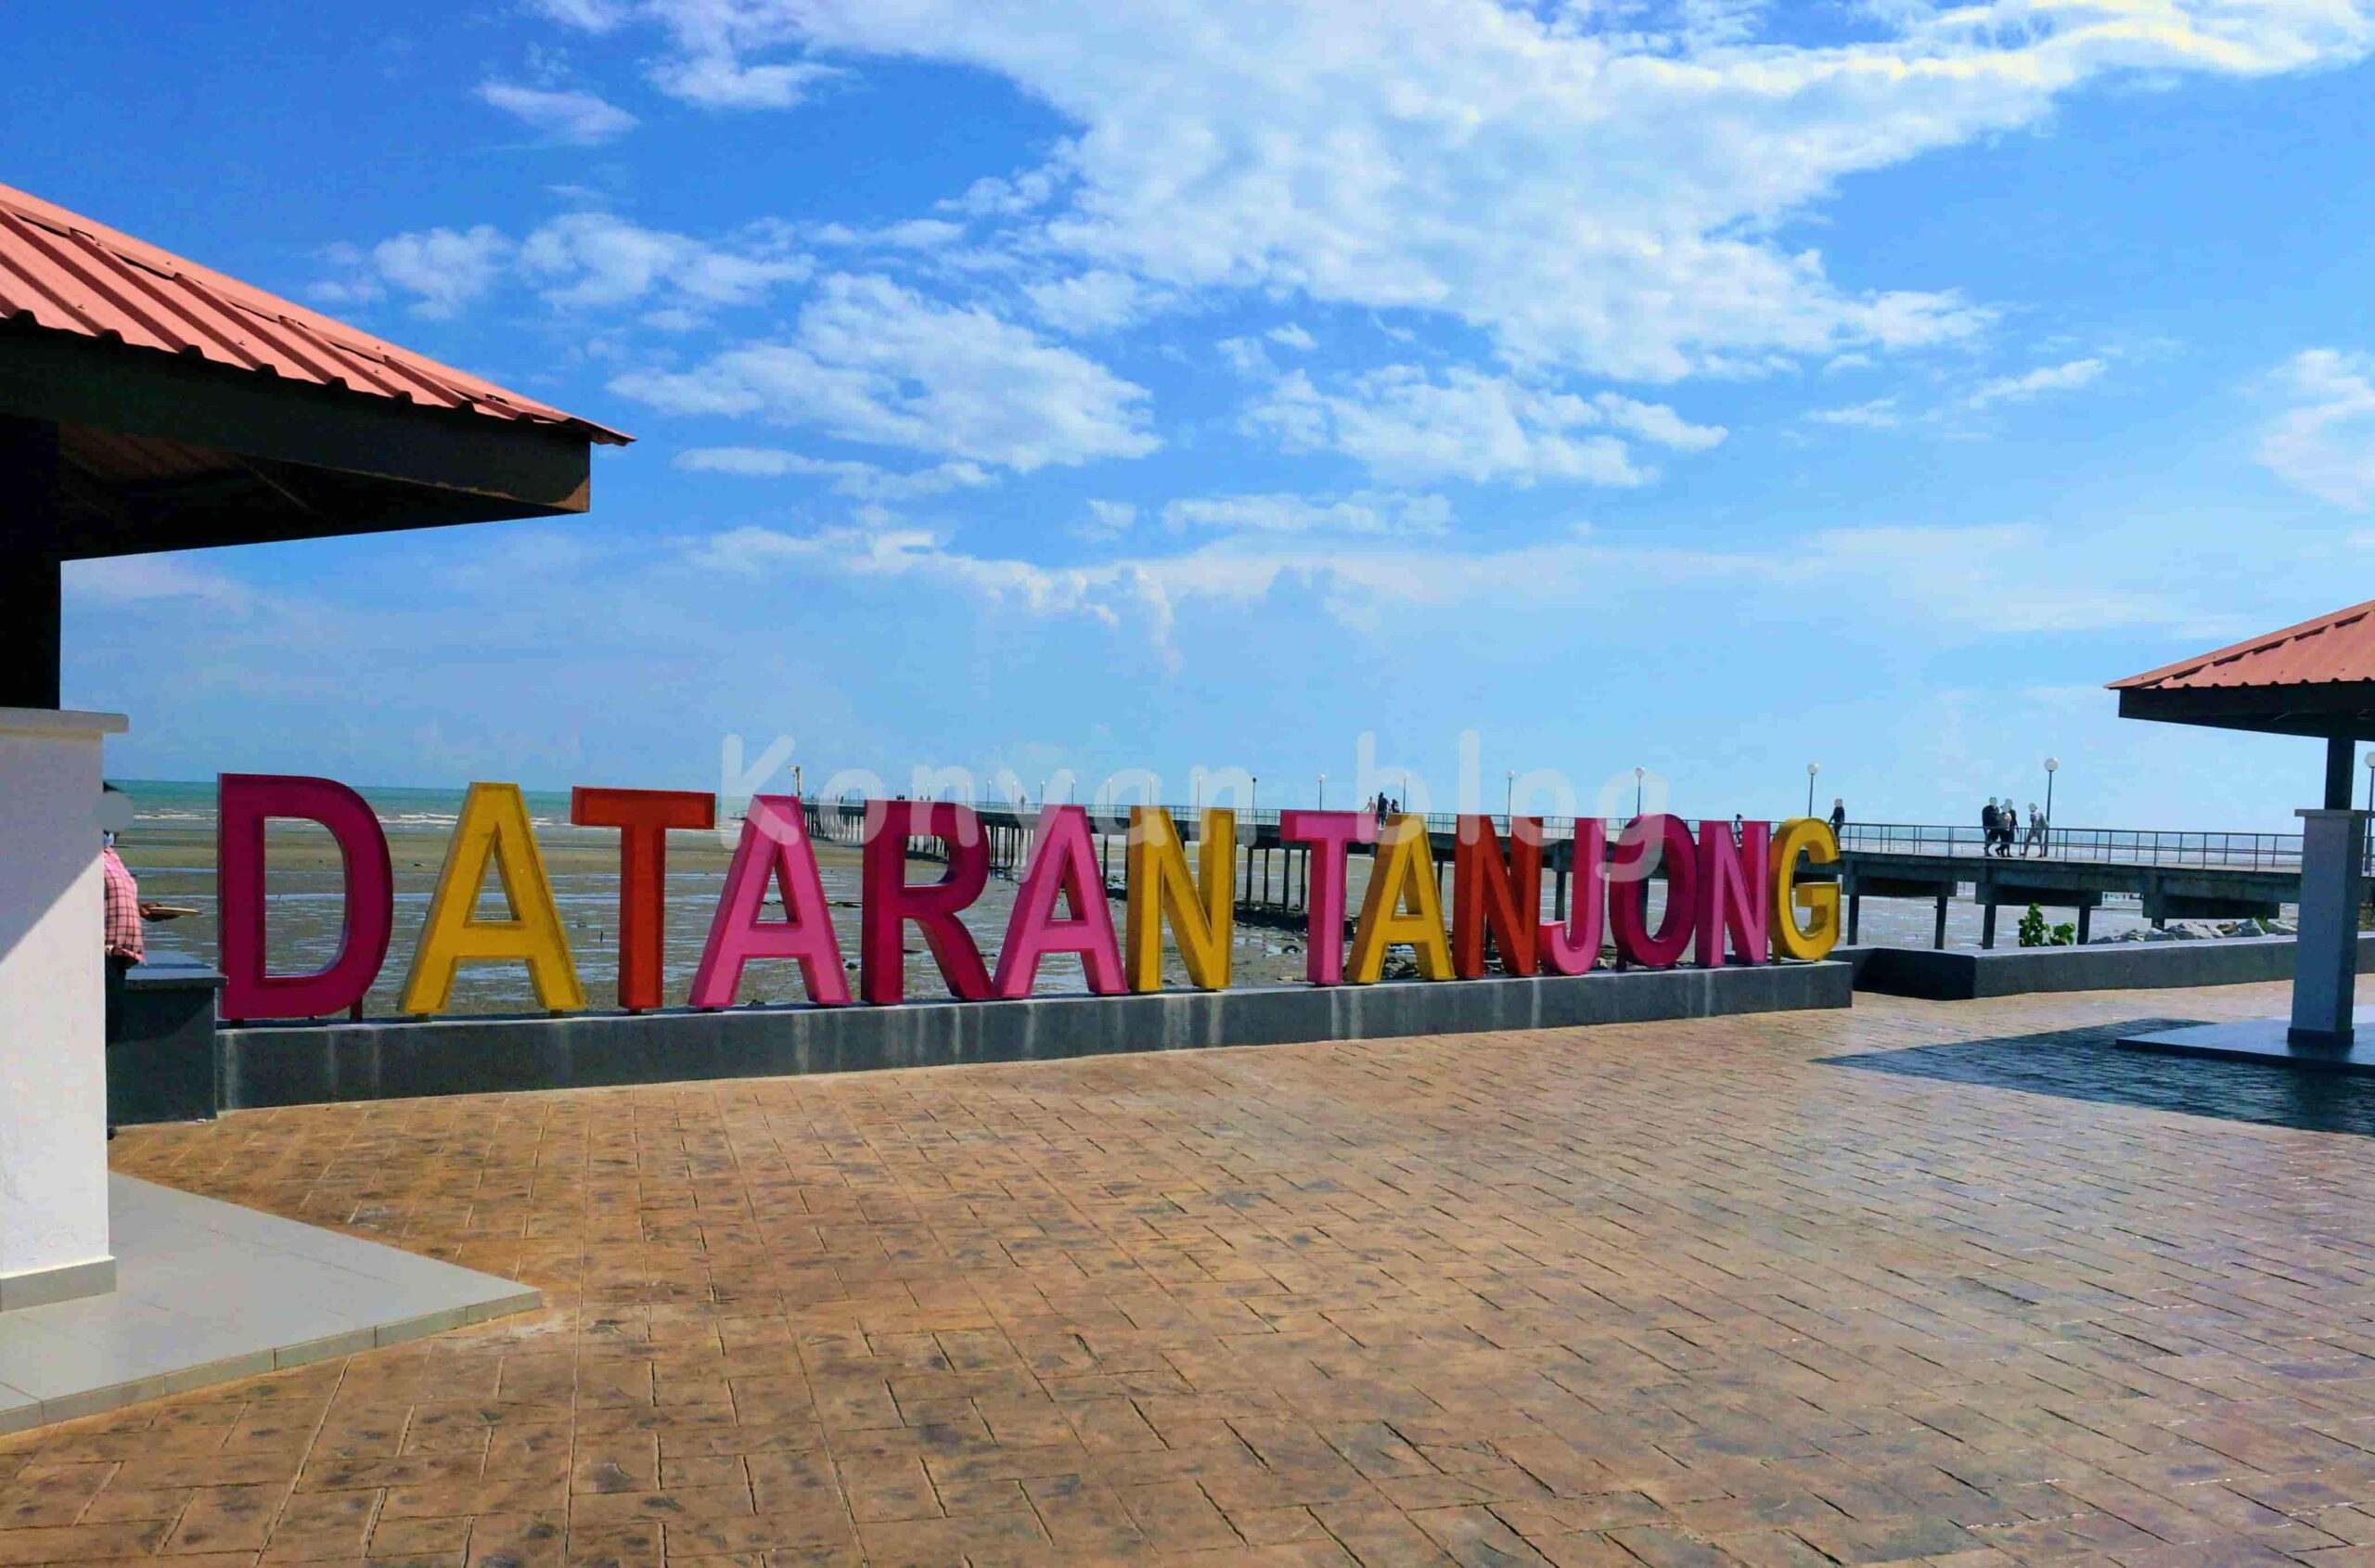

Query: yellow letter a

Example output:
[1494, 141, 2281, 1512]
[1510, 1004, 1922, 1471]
[1124, 807, 1234, 991]
[401, 782, 586, 1014]
[1349, 815, 1453, 983]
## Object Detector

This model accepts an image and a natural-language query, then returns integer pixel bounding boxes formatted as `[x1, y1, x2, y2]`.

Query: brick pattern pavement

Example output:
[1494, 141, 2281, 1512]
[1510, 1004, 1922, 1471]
[11, 979, 2375, 1566]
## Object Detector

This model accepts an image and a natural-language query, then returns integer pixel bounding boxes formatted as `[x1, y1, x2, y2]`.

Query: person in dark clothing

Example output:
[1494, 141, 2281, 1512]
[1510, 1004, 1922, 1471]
[1828, 798, 1846, 837]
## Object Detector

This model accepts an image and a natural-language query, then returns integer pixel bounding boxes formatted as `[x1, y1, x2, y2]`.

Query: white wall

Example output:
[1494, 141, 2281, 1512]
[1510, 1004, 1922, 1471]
[0, 709, 126, 1291]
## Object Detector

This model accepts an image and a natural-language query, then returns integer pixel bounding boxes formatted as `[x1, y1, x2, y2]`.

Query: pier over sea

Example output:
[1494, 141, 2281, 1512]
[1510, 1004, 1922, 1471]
[802, 801, 2321, 949]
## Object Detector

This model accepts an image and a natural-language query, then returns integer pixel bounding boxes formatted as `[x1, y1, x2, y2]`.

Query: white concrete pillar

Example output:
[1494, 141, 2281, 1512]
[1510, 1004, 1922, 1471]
[0, 707, 126, 1307]
[2291, 807, 2366, 1049]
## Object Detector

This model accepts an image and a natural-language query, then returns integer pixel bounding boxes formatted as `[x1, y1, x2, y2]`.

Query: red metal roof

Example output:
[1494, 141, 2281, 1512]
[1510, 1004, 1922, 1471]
[2111, 598, 2375, 691]
[0, 181, 627, 444]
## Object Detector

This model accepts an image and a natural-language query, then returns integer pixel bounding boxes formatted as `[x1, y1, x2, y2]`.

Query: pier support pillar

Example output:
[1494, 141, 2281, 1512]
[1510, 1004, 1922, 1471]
[1846, 893, 1861, 946]
[1932, 895, 1949, 950]
[1980, 898, 1998, 950]
[2076, 904, 2092, 945]
[2290, 806, 2366, 1048]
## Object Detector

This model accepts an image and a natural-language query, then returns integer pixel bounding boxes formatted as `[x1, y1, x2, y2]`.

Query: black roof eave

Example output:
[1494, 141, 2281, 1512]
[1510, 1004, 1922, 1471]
[2116, 684, 2375, 739]
[0, 321, 597, 559]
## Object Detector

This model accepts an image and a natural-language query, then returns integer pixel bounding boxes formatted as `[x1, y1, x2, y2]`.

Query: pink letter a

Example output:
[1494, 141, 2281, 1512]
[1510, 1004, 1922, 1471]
[691, 796, 851, 1007]
[994, 806, 1124, 996]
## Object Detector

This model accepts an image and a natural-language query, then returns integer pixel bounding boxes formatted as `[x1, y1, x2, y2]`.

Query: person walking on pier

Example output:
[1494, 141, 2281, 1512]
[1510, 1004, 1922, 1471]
[1981, 797, 2001, 855]
[2024, 801, 2048, 856]
[1828, 798, 1846, 837]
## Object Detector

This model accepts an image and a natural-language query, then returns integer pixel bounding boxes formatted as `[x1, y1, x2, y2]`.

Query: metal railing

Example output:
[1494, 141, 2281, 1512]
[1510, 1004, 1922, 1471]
[1835, 821, 2312, 871]
[813, 798, 2338, 872]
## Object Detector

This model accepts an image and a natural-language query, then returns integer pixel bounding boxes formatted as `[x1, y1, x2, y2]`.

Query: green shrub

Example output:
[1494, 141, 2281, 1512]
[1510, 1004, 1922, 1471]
[2018, 903, 2077, 946]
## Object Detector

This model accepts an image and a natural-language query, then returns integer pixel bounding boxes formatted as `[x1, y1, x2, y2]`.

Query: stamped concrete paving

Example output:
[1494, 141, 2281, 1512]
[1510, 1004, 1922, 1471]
[17, 980, 2375, 1567]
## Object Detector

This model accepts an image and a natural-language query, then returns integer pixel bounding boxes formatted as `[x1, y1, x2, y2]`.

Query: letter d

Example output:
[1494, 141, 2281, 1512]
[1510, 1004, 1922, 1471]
[218, 775, 394, 1021]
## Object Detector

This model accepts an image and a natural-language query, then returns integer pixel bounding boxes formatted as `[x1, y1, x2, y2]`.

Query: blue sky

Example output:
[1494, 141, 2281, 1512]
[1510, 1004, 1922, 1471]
[20, 0, 2375, 828]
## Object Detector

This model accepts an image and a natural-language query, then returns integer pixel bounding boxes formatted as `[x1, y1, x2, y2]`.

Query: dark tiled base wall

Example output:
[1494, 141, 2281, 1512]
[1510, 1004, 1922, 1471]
[1835, 932, 2375, 1001]
[216, 961, 1853, 1109]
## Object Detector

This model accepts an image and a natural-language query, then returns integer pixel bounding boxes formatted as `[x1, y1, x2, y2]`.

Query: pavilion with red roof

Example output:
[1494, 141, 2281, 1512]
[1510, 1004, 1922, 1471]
[2112, 599, 2375, 1063]
[0, 178, 626, 1328]
[0, 178, 630, 708]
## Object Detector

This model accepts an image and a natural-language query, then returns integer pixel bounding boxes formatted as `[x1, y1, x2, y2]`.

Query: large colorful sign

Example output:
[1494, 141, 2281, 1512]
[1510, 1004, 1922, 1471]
[214, 775, 1841, 1022]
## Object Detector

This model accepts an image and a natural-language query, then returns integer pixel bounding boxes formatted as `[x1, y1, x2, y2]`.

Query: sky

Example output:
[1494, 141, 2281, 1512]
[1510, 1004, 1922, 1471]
[18, 0, 2375, 829]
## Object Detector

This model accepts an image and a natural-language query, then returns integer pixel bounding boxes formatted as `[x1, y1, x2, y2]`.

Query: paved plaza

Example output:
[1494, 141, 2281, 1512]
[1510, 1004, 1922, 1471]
[13, 981, 2375, 1566]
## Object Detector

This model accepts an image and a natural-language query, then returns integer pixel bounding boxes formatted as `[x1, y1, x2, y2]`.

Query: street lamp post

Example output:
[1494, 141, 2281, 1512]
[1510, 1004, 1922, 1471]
[1805, 762, 1819, 818]
[1504, 768, 1514, 822]
[2043, 757, 2060, 855]
[1633, 765, 1645, 820]
[2363, 752, 2373, 813]
[1252, 775, 1258, 819]
[1316, 772, 1325, 810]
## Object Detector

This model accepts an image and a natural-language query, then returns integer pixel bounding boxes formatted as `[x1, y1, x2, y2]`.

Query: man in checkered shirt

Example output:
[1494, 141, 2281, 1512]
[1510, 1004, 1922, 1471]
[101, 785, 166, 1044]
[102, 834, 147, 966]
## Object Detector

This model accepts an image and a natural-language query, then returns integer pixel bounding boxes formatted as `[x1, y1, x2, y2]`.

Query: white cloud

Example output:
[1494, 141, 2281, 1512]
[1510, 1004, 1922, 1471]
[1590, 392, 1727, 453]
[550, 1, 2371, 383]
[1078, 499, 1138, 540]
[352, 225, 514, 319]
[1806, 397, 1903, 430]
[318, 212, 810, 323]
[612, 273, 1160, 471]
[531, 0, 841, 108]
[477, 81, 639, 145]
[1217, 337, 1275, 379]
[2259, 348, 2375, 508]
[1022, 270, 1148, 334]
[1968, 357, 2107, 409]
[1268, 325, 1316, 351]
[1160, 491, 1451, 536]
[674, 512, 2230, 661]
[525, 0, 629, 31]
[519, 212, 810, 313]
[686, 521, 1181, 654]
[1792, 524, 2202, 636]
[816, 218, 967, 251]
[1246, 366, 1726, 485]
[65, 556, 255, 612]
[675, 447, 995, 499]
[942, 168, 1059, 219]
[648, 54, 841, 108]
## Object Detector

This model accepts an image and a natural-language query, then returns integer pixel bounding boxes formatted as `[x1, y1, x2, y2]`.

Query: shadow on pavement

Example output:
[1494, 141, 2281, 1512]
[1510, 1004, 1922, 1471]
[1823, 1018, 2375, 1137]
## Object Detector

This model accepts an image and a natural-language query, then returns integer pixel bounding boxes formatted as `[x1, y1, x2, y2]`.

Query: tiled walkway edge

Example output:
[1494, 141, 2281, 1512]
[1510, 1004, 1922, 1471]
[0, 1178, 538, 1435]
